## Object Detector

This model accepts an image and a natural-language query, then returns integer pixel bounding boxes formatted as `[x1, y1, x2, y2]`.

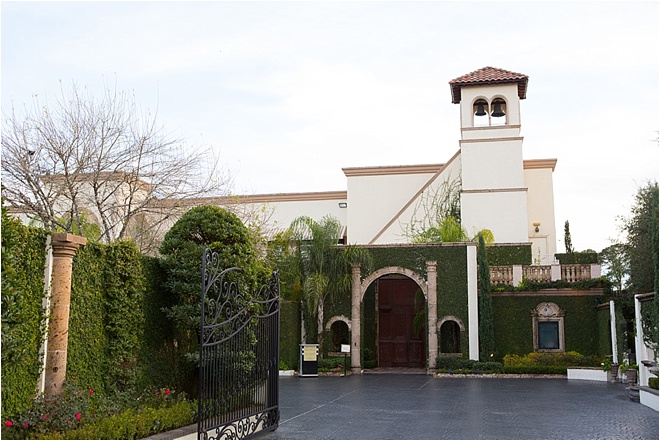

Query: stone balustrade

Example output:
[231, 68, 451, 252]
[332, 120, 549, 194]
[490, 263, 600, 286]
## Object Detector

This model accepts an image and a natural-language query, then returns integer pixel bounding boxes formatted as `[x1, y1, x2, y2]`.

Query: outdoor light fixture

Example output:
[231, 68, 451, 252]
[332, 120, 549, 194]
[339, 202, 347, 208]
[533, 222, 541, 233]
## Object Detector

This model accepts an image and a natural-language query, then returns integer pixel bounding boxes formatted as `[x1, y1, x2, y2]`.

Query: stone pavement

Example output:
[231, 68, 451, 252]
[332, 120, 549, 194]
[252, 375, 659, 440]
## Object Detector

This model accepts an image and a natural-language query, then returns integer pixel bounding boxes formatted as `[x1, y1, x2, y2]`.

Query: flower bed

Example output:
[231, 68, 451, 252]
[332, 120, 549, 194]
[1, 382, 195, 440]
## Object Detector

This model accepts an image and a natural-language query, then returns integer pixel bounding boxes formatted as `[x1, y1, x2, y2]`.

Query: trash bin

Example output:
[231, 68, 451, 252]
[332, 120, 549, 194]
[299, 344, 319, 377]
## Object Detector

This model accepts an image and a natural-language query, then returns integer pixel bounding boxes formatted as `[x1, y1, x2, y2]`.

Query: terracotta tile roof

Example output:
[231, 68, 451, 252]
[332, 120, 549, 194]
[449, 67, 528, 103]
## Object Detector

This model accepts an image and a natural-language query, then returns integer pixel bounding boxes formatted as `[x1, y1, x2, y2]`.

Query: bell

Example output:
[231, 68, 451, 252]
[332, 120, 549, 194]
[491, 102, 505, 118]
[474, 102, 486, 116]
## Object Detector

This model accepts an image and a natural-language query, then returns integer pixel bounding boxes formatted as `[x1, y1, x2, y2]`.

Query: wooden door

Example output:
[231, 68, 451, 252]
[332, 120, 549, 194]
[378, 278, 425, 368]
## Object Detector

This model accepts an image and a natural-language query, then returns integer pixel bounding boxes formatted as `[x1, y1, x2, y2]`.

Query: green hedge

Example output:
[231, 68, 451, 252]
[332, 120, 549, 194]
[502, 366, 567, 375]
[436, 356, 503, 373]
[1, 212, 48, 418]
[280, 301, 301, 370]
[68, 241, 158, 394]
[486, 244, 532, 265]
[2, 219, 175, 420]
[503, 351, 601, 367]
[555, 252, 599, 264]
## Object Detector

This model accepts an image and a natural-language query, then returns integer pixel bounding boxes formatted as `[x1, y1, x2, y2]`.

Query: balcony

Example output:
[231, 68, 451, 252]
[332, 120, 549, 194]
[490, 264, 601, 286]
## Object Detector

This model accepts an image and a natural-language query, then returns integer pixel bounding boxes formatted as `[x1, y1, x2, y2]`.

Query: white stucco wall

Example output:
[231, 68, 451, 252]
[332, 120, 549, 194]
[524, 163, 558, 263]
[217, 193, 347, 240]
[371, 155, 463, 245]
[461, 190, 529, 243]
[345, 166, 442, 245]
[460, 138, 525, 190]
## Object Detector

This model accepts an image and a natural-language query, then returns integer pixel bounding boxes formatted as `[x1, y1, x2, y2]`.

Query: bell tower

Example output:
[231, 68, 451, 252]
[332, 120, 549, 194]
[449, 67, 530, 243]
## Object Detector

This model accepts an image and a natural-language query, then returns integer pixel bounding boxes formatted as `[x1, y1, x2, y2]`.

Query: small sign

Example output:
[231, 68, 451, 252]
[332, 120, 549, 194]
[303, 345, 317, 361]
[341, 344, 350, 353]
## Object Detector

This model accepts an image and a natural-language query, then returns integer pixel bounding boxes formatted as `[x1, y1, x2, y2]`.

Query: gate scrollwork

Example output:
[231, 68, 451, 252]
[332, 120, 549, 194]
[198, 248, 280, 440]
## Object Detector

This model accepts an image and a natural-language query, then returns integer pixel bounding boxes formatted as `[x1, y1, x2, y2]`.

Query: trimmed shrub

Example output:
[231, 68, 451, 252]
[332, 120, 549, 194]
[648, 377, 658, 390]
[436, 356, 502, 374]
[503, 366, 567, 375]
[503, 351, 600, 368]
[159, 205, 266, 394]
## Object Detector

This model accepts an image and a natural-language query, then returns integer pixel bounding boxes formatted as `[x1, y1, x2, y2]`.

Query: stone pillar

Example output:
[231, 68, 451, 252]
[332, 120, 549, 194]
[44, 233, 87, 397]
[550, 264, 561, 281]
[512, 265, 523, 287]
[350, 264, 362, 374]
[426, 261, 438, 372]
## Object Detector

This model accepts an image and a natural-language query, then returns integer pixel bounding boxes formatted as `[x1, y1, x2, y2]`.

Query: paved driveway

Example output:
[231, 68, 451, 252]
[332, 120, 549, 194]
[255, 374, 658, 440]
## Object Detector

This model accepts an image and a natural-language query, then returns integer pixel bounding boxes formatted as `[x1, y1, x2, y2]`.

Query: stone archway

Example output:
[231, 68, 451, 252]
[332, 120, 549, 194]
[351, 262, 438, 373]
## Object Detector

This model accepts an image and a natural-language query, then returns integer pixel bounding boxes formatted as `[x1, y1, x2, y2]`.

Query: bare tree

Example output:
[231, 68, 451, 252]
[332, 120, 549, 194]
[2, 80, 229, 252]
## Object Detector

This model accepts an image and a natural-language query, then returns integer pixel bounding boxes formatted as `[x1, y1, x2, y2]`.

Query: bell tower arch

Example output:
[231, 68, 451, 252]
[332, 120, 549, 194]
[449, 67, 530, 243]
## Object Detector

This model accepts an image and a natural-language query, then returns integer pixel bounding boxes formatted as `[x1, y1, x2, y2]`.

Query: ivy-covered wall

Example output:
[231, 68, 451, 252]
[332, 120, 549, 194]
[1, 217, 174, 420]
[555, 252, 599, 264]
[1, 215, 48, 418]
[596, 304, 612, 358]
[595, 301, 628, 362]
[280, 301, 301, 370]
[321, 244, 471, 364]
[486, 244, 532, 265]
[492, 292, 603, 361]
[68, 241, 157, 394]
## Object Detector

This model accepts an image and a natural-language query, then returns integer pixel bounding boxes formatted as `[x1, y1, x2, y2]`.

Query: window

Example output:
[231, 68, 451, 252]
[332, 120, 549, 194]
[440, 320, 461, 354]
[473, 99, 489, 127]
[537, 321, 560, 350]
[532, 303, 565, 352]
[330, 320, 350, 352]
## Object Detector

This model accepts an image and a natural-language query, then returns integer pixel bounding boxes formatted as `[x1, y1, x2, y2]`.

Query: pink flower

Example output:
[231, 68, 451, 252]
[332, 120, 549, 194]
[89, 389, 94, 395]
[165, 389, 170, 395]
[23, 423, 28, 429]
[75, 413, 81, 420]
[5, 421, 13, 427]
[42, 415, 48, 421]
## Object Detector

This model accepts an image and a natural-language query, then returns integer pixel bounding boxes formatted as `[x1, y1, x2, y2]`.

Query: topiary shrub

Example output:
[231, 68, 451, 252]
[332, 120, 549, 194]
[159, 205, 267, 395]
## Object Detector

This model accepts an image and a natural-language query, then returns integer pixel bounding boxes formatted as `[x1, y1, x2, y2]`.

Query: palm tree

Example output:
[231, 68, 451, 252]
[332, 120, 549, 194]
[412, 215, 494, 244]
[287, 215, 371, 356]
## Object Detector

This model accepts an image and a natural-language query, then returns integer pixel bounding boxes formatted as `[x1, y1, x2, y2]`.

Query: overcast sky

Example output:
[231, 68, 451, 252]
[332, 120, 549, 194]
[2, 1, 658, 253]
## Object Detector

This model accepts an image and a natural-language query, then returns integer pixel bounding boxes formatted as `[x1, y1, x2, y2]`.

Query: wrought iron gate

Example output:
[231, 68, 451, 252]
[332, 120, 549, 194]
[198, 249, 280, 440]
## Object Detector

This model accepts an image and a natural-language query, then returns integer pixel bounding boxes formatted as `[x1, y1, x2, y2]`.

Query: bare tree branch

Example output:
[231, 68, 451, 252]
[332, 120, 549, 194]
[2, 79, 230, 251]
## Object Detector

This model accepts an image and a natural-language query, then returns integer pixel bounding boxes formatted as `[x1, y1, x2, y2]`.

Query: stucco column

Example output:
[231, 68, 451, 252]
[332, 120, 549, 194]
[350, 263, 362, 374]
[44, 233, 87, 397]
[467, 244, 480, 360]
[426, 261, 438, 372]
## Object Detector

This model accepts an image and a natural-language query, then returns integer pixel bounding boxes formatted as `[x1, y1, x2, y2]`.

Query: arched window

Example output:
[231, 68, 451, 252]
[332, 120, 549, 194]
[440, 320, 461, 354]
[330, 320, 350, 352]
[473, 98, 489, 127]
[490, 97, 507, 126]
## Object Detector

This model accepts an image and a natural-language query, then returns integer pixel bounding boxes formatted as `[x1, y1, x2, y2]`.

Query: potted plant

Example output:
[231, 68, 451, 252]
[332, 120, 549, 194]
[625, 364, 638, 385]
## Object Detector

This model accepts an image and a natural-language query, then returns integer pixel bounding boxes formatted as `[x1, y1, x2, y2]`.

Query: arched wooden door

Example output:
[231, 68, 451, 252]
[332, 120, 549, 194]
[377, 277, 425, 368]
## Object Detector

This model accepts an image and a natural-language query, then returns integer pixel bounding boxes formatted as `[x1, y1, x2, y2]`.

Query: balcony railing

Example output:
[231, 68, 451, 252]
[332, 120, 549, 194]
[490, 264, 600, 286]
